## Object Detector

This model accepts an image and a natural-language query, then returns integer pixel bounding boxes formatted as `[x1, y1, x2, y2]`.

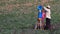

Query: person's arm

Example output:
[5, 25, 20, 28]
[44, 7, 48, 11]
[44, 6, 50, 12]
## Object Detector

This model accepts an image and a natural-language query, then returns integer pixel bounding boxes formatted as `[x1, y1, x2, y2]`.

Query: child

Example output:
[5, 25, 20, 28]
[35, 5, 43, 30]
[42, 8, 46, 29]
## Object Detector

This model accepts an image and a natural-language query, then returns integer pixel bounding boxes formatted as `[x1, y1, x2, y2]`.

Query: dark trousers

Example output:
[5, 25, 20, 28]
[45, 18, 51, 29]
[46, 18, 51, 26]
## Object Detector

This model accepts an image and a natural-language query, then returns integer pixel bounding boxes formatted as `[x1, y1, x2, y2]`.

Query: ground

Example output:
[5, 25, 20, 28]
[0, 0, 60, 34]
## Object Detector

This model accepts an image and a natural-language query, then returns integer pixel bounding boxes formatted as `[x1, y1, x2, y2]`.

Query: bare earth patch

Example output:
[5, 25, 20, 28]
[5, 4, 14, 11]
[23, 3, 33, 7]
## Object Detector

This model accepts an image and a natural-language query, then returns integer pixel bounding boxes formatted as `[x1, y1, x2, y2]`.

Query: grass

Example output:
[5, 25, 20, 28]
[0, 0, 60, 34]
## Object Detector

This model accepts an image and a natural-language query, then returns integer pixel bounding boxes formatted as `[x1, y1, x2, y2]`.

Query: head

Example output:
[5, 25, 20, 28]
[46, 5, 50, 9]
[42, 8, 45, 12]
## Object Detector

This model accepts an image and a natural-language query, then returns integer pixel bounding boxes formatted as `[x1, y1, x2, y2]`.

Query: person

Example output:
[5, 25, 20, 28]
[42, 8, 46, 29]
[44, 5, 51, 30]
[35, 5, 43, 30]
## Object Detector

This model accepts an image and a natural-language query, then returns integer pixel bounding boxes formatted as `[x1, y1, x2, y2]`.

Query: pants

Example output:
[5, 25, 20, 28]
[45, 18, 51, 29]
[46, 18, 51, 26]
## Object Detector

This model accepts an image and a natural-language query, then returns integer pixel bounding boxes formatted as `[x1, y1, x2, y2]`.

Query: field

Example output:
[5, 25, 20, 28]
[0, 0, 60, 34]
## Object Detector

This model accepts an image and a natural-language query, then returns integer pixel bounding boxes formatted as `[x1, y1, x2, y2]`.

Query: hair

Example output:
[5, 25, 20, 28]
[46, 7, 50, 9]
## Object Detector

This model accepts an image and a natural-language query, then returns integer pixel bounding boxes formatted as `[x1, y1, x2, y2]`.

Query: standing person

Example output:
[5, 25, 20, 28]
[44, 5, 51, 30]
[42, 8, 46, 29]
[34, 5, 43, 30]
[34, 0, 47, 30]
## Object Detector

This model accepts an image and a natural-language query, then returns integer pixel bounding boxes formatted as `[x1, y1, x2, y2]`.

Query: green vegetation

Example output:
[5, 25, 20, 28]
[0, 0, 60, 34]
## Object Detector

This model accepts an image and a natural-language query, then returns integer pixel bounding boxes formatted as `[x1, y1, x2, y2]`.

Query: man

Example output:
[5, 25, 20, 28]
[44, 5, 51, 30]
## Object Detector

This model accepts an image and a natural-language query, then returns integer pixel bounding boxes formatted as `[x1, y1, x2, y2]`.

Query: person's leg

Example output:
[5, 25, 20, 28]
[41, 18, 45, 29]
[37, 18, 44, 30]
[34, 18, 41, 30]
[46, 18, 51, 27]
[37, 22, 40, 29]
[37, 18, 41, 29]
[42, 12, 46, 29]
[45, 18, 51, 30]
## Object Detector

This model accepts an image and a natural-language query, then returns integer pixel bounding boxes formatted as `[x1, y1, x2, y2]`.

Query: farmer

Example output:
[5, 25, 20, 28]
[35, 5, 45, 30]
[37, 5, 43, 29]
[44, 5, 51, 30]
